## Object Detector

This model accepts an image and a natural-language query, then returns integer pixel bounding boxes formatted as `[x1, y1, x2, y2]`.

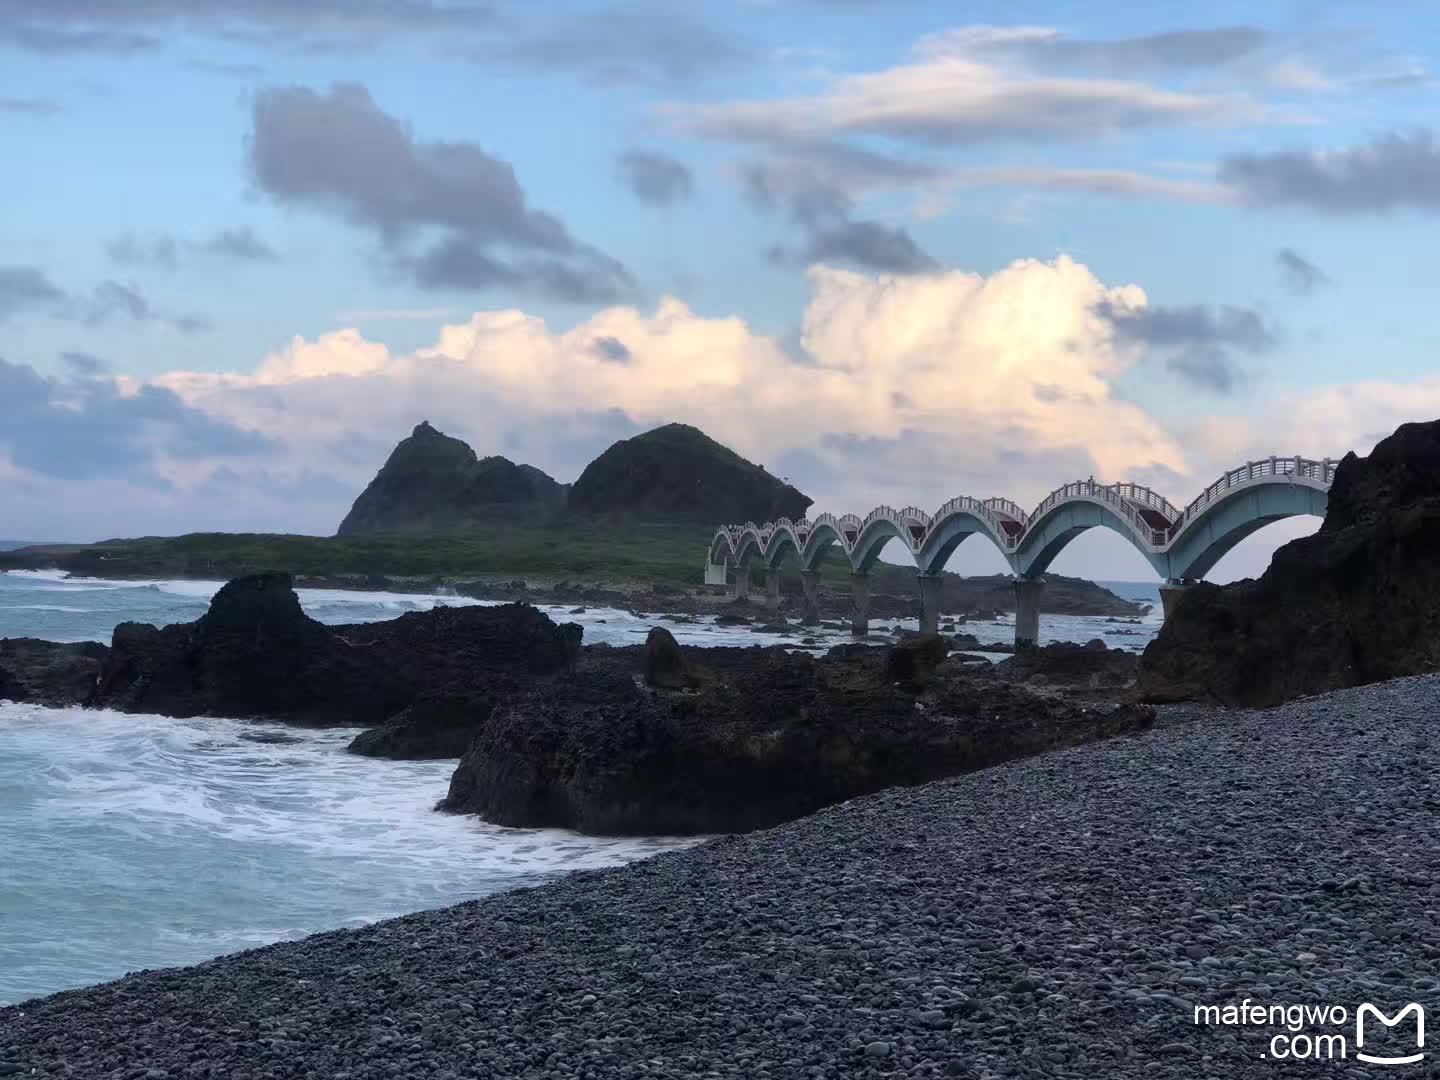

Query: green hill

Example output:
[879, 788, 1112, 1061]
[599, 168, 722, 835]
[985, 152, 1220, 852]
[567, 423, 811, 523]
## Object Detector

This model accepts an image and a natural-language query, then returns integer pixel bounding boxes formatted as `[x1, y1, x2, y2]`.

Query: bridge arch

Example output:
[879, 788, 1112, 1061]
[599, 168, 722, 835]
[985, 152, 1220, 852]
[799, 517, 845, 571]
[916, 506, 1019, 576]
[1161, 479, 1328, 580]
[731, 526, 764, 570]
[1012, 494, 1170, 579]
[762, 524, 804, 570]
[849, 515, 918, 573]
[707, 529, 734, 568]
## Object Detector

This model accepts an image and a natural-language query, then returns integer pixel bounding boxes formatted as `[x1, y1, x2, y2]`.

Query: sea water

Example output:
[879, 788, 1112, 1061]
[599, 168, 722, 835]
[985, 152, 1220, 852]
[0, 570, 1162, 1005]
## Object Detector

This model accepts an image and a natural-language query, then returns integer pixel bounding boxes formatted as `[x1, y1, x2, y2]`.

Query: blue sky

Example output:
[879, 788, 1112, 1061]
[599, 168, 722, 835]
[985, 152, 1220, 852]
[3, 1, 1440, 580]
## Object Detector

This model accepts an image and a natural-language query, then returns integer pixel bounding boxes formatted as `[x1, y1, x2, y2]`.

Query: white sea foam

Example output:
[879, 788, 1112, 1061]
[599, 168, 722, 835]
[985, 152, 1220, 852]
[0, 702, 701, 1005]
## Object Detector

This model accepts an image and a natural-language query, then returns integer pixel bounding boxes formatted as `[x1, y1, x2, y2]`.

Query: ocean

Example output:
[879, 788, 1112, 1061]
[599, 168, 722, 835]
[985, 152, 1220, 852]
[0, 570, 1163, 1005]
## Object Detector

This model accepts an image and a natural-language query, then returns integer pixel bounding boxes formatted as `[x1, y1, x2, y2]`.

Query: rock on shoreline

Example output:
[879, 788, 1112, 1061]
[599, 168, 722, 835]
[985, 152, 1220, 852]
[440, 643, 1154, 835]
[4, 674, 1436, 1078]
[1141, 418, 1440, 706]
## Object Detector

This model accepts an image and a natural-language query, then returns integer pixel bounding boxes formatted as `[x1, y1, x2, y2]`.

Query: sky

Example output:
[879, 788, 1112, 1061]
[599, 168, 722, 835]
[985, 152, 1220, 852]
[3, 0, 1440, 582]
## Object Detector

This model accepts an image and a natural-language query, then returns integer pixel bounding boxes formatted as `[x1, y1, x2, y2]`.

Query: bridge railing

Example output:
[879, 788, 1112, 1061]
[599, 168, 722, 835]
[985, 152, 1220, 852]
[982, 497, 1029, 524]
[1109, 482, 1183, 524]
[1169, 456, 1335, 538]
[859, 505, 899, 531]
[1029, 481, 1168, 547]
[929, 495, 1019, 547]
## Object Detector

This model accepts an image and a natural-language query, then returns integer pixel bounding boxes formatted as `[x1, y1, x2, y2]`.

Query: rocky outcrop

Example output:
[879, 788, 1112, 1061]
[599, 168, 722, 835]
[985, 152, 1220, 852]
[88, 573, 581, 734]
[347, 688, 515, 759]
[643, 626, 693, 689]
[441, 644, 1154, 835]
[1140, 418, 1440, 706]
[337, 421, 566, 536]
[994, 639, 1139, 700]
[567, 423, 811, 523]
[883, 634, 951, 687]
[0, 638, 108, 708]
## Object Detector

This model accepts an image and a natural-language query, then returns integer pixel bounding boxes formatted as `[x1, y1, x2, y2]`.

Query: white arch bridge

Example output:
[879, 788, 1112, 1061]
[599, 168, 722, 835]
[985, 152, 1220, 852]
[704, 455, 1336, 647]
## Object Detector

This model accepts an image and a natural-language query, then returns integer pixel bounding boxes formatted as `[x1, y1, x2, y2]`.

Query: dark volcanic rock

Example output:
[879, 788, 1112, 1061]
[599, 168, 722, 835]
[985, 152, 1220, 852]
[337, 420, 566, 536]
[347, 688, 513, 759]
[643, 626, 691, 689]
[0, 638, 108, 707]
[1140, 419, 1440, 706]
[89, 573, 581, 735]
[566, 422, 811, 522]
[442, 646, 1154, 835]
[883, 634, 951, 687]
[995, 638, 1139, 698]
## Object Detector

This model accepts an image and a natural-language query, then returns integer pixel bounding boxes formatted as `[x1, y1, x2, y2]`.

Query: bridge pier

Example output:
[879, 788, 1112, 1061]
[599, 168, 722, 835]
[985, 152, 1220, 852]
[1159, 578, 1194, 620]
[1014, 576, 1044, 651]
[731, 564, 752, 602]
[799, 570, 821, 626]
[764, 568, 783, 616]
[917, 573, 944, 636]
[849, 572, 871, 637]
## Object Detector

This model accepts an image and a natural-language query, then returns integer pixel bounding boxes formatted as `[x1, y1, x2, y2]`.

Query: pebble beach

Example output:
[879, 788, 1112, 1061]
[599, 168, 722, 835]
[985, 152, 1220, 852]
[5, 675, 1436, 1079]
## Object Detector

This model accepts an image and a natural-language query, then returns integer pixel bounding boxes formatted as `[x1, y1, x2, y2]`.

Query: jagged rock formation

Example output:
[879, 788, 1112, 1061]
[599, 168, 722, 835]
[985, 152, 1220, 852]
[87, 573, 581, 729]
[337, 421, 566, 536]
[0, 638, 108, 708]
[1139, 418, 1440, 706]
[567, 423, 811, 523]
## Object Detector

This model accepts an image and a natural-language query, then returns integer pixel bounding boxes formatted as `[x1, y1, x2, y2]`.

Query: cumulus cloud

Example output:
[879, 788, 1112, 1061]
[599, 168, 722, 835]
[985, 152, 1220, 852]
[616, 149, 695, 206]
[140, 256, 1189, 525]
[0, 358, 273, 482]
[248, 82, 632, 302]
[1277, 248, 1329, 293]
[1219, 130, 1440, 212]
[8, 253, 1439, 568]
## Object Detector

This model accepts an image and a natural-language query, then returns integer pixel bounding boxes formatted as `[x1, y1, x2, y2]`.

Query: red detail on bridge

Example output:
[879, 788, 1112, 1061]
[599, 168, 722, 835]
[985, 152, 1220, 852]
[1136, 507, 1172, 531]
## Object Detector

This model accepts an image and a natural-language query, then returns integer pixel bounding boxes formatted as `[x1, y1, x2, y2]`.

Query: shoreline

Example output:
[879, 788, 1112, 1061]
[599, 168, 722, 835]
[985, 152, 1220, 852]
[4, 675, 1434, 1076]
[1, 565, 1153, 622]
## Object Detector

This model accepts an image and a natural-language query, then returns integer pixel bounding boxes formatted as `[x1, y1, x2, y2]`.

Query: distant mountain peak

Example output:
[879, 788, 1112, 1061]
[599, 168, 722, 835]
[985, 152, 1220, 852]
[336, 423, 565, 536]
[567, 423, 811, 523]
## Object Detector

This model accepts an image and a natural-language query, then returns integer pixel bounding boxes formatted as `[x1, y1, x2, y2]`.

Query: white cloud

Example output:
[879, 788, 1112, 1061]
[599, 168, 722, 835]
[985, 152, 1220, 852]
[147, 256, 1189, 521]
[11, 257, 1440, 575]
[665, 26, 1276, 150]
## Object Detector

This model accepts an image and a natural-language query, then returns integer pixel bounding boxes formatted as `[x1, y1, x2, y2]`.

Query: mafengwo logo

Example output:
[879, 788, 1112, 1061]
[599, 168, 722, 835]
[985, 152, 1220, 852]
[1192, 999, 1426, 1064]
[1357, 1004, 1425, 1066]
